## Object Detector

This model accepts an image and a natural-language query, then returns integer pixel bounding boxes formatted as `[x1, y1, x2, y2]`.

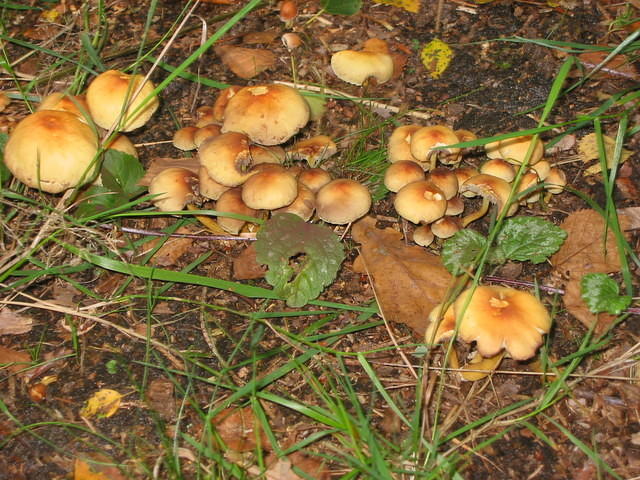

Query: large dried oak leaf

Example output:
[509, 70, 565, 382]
[215, 45, 276, 80]
[352, 217, 453, 337]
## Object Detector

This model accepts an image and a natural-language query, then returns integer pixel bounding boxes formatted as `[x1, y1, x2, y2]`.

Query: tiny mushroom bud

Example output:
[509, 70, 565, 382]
[297, 167, 332, 193]
[279, 0, 298, 22]
[4, 110, 99, 193]
[86, 69, 159, 131]
[413, 224, 435, 247]
[281, 32, 302, 50]
[241, 168, 298, 210]
[459, 174, 518, 227]
[388, 125, 422, 163]
[445, 195, 465, 216]
[148, 167, 198, 212]
[173, 126, 199, 151]
[216, 187, 257, 234]
[221, 84, 309, 146]
[479, 158, 515, 182]
[410, 125, 461, 171]
[330, 38, 394, 86]
[316, 178, 372, 225]
[384, 160, 425, 193]
[287, 135, 337, 167]
[394, 180, 447, 224]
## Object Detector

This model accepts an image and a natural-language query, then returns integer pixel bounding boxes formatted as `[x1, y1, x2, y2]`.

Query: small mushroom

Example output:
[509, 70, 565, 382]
[199, 166, 230, 201]
[38, 92, 90, 120]
[330, 38, 394, 86]
[383, 160, 425, 193]
[148, 167, 198, 212]
[516, 171, 542, 204]
[544, 167, 566, 195]
[316, 178, 371, 225]
[410, 125, 461, 171]
[459, 174, 518, 227]
[105, 134, 138, 158]
[173, 126, 199, 151]
[427, 167, 459, 200]
[413, 224, 435, 247]
[479, 158, 515, 182]
[198, 132, 255, 187]
[275, 183, 315, 221]
[485, 134, 544, 166]
[215, 187, 257, 235]
[431, 216, 461, 239]
[241, 168, 298, 210]
[287, 135, 337, 167]
[194, 124, 222, 148]
[394, 180, 447, 225]
[297, 168, 332, 193]
[387, 125, 422, 163]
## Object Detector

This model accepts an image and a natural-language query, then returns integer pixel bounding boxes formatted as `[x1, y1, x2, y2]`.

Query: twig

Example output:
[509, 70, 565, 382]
[97, 224, 256, 241]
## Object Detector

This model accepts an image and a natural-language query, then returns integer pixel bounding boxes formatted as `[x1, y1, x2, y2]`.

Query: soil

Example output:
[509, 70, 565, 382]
[1, 0, 639, 479]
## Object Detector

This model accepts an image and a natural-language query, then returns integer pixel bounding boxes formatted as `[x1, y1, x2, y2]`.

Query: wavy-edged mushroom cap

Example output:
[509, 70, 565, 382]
[275, 183, 315, 221]
[479, 158, 515, 182]
[455, 285, 552, 360]
[495, 135, 544, 165]
[38, 92, 89, 119]
[215, 187, 257, 235]
[148, 167, 198, 212]
[287, 135, 337, 167]
[388, 125, 422, 163]
[427, 167, 459, 200]
[249, 144, 286, 165]
[410, 125, 461, 171]
[173, 126, 198, 151]
[316, 178, 371, 225]
[105, 134, 138, 158]
[221, 84, 309, 146]
[384, 160, 425, 193]
[241, 169, 298, 210]
[297, 167, 332, 193]
[413, 224, 434, 247]
[86, 69, 159, 131]
[544, 167, 566, 195]
[4, 110, 99, 193]
[331, 38, 394, 86]
[459, 174, 518, 226]
[198, 132, 255, 187]
[199, 166, 230, 200]
[394, 180, 447, 224]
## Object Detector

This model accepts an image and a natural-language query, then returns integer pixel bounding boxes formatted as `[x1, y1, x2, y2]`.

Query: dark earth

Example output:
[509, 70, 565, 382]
[1, 0, 639, 479]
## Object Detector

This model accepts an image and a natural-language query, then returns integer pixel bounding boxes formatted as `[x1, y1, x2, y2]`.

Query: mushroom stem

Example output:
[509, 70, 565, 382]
[461, 196, 490, 227]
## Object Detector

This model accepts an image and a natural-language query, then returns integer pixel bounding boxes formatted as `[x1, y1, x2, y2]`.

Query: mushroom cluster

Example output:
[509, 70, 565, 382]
[149, 83, 372, 233]
[4, 70, 158, 194]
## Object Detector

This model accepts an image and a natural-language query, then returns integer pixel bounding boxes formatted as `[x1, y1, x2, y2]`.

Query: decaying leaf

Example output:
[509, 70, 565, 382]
[371, 0, 420, 13]
[233, 244, 267, 280]
[145, 378, 176, 420]
[142, 226, 199, 266]
[578, 51, 639, 80]
[251, 452, 330, 480]
[212, 406, 271, 452]
[420, 38, 453, 79]
[0, 345, 31, 374]
[564, 276, 617, 333]
[576, 133, 633, 175]
[81, 389, 123, 418]
[243, 29, 279, 45]
[0, 308, 33, 335]
[74, 454, 127, 480]
[352, 216, 453, 337]
[215, 45, 276, 80]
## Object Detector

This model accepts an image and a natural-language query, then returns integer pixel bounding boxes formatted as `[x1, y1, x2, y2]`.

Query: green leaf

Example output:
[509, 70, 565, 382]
[254, 213, 345, 307]
[0, 132, 11, 185]
[320, 0, 362, 15]
[494, 217, 567, 264]
[580, 273, 631, 315]
[441, 229, 487, 275]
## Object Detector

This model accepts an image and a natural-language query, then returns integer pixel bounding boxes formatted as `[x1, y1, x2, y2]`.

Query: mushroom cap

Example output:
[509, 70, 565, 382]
[516, 171, 541, 203]
[212, 86, 242, 124]
[454, 166, 480, 197]
[4, 110, 99, 193]
[173, 126, 199, 151]
[530, 159, 551, 181]
[241, 169, 298, 210]
[297, 167, 332, 193]
[413, 224, 434, 247]
[221, 84, 309, 146]
[193, 124, 222, 148]
[388, 125, 422, 163]
[105, 134, 138, 158]
[495, 135, 544, 166]
[249, 144, 286, 165]
[455, 285, 552, 360]
[38, 92, 90, 120]
[331, 48, 394, 86]
[195, 106, 216, 128]
[410, 125, 461, 169]
[445, 195, 465, 216]
[86, 69, 159, 131]
[544, 167, 566, 195]
[274, 183, 315, 221]
[424, 302, 456, 344]
[394, 180, 447, 224]
[431, 216, 461, 239]
[384, 160, 425, 193]
[148, 167, 198, 212]
[287, 135, 337, 167]
[460, 174, 518, 217]
[427, 167, 459, 200]
[316, 178, 371, 224]
[479, 158, 515, 182]
[215, 187, 257, 234]
[198, 132, 255, 187]
[199, 165, 230, 200]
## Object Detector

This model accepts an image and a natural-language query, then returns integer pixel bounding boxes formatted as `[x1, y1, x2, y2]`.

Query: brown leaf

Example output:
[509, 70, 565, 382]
[550, 209, 629, 277]
[212, 406, 271, 452]
[351, 216, 453, 338]
[145, 378, 176, 420]
[243, 30, 279, 45]
[578, 51, 638, 80]
[233, 244, 267, 280]
[0, 309, 33, 335]
[215, 45, 276, 80]
[0, 346, 31, 375]
[139, 157, 199, 187]
[142, 226, 199, 266]
[564, 276, 617, 334]
[74, 454, 127, 480]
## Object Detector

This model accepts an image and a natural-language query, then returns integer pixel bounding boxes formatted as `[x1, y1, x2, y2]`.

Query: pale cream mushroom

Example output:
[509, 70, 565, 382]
[410, 125, 461, 171]
[387, 125, 422, 163]
[459, 174, 518, 227]
[316, 179, 371, 225]
[330, 38, 394, 86]
[383, 160, 425, 193]
[148, 167, 198, 212]
[394, 180, 447, 225]
[287, 135, 337, 167]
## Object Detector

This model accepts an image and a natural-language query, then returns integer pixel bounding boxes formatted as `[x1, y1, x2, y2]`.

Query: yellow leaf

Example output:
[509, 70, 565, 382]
[41, 8, 61, 22]
[75, 458, 110, 480]
[420, 39, 453, 79]
[371, 0, 420, 13]
[577, 133, 633, 175]
[460, 351, 505, 381]
[80, 389, 123, 418]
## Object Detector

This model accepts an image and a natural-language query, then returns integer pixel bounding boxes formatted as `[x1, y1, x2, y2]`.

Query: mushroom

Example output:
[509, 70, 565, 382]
[330, 38, 394, 86]
[275, 183, 315, 221]
[86, 69, 159, 131]
[479, 158, 515, 182]
[383, 160, 425, 193]
[221, 83, 309, 146]
[297, 168, 332, 193]
[459, 174, 518, 227]
[198, 132, 255, 187]
[410, 125, 461, 171]
[516, 171, 542, 204]
[241, 168, 298, 210]
[37, 92, 90, 120]
[193, 124, 222, 148]
[215, 187, 257, 235]
[544, 167, 566, 195]
[104, 134, 138, 158]
[387, 125, 422, 163]
[445, 195, 464, 216]
[427, 167, 459, 200]
[148, 167, 198, 212]
[195, 106, 216, 128]
[173, 126, 199, 151]
[248, 144, 286, 165]
[4, 110, 99, 193]
[485, 135, 544, 166]
[413, 224, 435, 247]
[431, 216, 461, 239]
[530, 159, 551, 181]
[394, 180, 447, 225]
[199, 166, 230, 201]
[212, 86, 242, 124]
[454, 166, 480, 198]
[287, 135, 337, 167]
[315, 178, 371, 225]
